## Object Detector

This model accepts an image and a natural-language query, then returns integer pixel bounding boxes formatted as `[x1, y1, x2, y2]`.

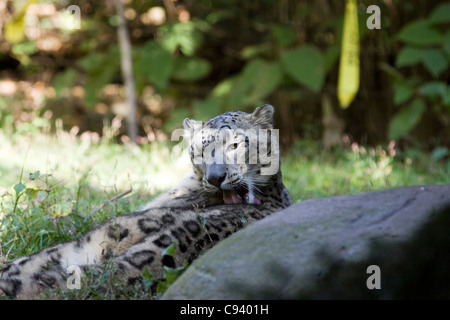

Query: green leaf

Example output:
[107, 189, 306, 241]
[14, 182, 26, 196]
[11, 41, 37, 56]
[324, 45, 340, 72]
[78, 52, 104, 71]
[162, 242, 176, 256]
[84, 68, 117, 106]
[163, 108, 189, 132]
[25, 187, 38, 200]
[397, 19, 443, 46]
[142, 268, 155, 289]
[52, 69, 78, 96]
[429, 3, 450, 24]
[160, 22, 203, 56]
[241, 60, 282, 104]
[431, 147, 449, 161]
[393, 81, 414, 105]
[388, 98, 426, 140]
[281, 45, 325, 92]
[270, 24, 297, 46]
[172, 57, 211, 82]
[444, 89, 450, 107]
[231, 59, 283, 106]
[241, 43, 272, 59]
[418, 81, 447, 98]
[138, 41, 175, 90]
[422, 49, 449, 78]
[29, 171, 41, 180]
[51, 202, 73, 217]
[142, 268, 154, 280]
[193, 96, 222, 121]
[396, 46, 424, 67]
[156, 281, 168, 294]
[444, 31, 450, 55]
[78, 47, 120, 106]
[211, 76, 238, 98]
[163, 265, 185, 285]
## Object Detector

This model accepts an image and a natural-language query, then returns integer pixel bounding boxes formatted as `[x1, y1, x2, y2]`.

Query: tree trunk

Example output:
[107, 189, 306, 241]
[115, 0, 138, 144]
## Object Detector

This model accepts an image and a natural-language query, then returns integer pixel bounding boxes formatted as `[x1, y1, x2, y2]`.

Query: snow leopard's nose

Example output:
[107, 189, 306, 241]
[206, 164, 226, 188]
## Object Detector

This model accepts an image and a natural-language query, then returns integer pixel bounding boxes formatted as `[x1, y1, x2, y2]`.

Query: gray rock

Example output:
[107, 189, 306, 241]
[162, 185, 450, 299]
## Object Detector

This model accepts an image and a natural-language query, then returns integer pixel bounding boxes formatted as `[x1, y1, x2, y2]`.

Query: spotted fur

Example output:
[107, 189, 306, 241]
[0, 104, 292, 298]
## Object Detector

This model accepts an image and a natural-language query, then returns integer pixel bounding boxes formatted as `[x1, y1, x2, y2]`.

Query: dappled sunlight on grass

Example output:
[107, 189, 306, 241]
[0, 129, 191, 201]
[0, 128, 192, 262]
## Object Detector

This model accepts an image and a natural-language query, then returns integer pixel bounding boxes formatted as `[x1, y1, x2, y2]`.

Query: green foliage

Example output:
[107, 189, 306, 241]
[397, 19, 443, 46]
[135, 40, 175, 91]
[48, 258, 154, 300]
[231, 59, 283, 107]
[270, 23, 297, 46]
[142, 242, 188, 297]
[419, 81, 449, 104]
[159, 21, 205, 57]
[172, 57, 212, 82]
[422, 49, 448, 78]
[388, 98, 426, 140]
[393, 80, 415, 105]
[280, 45, 325, 93]
[161, 242, 176, 256]
[391, 3, 450, 141]
[396, 47, 425, 67]
[78, 46, 121, 106]
[192, 96, 222, 120]
[283, 139, 450, 200]
[431, 147, 449, 161]
[11, 40, 37, 56]
[55, 18, 212, 108]
[192, 40, 333, 120]
[2, 0, 449, 151]
[52, 69, 78, 97]
[241, 43, 272, 60]
[428, 2, 450, 24]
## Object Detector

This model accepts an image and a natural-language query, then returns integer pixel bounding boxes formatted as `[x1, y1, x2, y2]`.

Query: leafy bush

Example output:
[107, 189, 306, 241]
[390, 3, 450, 142]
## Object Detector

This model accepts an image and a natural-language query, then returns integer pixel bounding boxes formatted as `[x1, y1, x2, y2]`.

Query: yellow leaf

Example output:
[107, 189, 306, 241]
[4, 0, 39, 44]
[5, 17, 26, 43]
[337, 0, 360, 108]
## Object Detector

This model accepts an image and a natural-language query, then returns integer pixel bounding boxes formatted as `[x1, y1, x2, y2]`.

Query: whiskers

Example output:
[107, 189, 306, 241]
[235, 177, 267, 198]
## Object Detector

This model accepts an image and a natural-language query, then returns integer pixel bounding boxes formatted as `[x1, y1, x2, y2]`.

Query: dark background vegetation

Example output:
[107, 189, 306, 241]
[1, 0, 449, 153]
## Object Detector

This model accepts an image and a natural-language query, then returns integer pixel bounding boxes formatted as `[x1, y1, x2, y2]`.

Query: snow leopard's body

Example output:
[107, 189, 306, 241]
[0, 104, 292, 298]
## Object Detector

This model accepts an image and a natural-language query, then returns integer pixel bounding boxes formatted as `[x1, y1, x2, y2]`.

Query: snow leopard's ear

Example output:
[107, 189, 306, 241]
[183, 118, 194, 130]
[182, 118, 201, 143]
[182, 118, 194, 143]
[251, 104, 274, 129]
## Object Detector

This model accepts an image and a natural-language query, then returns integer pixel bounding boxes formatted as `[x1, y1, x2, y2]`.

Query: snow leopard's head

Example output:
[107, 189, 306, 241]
[183, 104, 279, 204]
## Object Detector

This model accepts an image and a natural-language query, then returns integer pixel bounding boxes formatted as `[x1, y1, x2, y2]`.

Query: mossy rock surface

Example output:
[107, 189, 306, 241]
[163, 185, 450, 299]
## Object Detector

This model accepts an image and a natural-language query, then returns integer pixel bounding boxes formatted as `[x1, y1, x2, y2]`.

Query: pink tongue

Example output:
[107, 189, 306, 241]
[253, 197, 261, 205]
[223, 190, 243, 204]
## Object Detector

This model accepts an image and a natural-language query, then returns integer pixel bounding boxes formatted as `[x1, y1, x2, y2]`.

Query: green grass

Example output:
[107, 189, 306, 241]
[282, 140, 450, 201]
[0, 128, 449, 299]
